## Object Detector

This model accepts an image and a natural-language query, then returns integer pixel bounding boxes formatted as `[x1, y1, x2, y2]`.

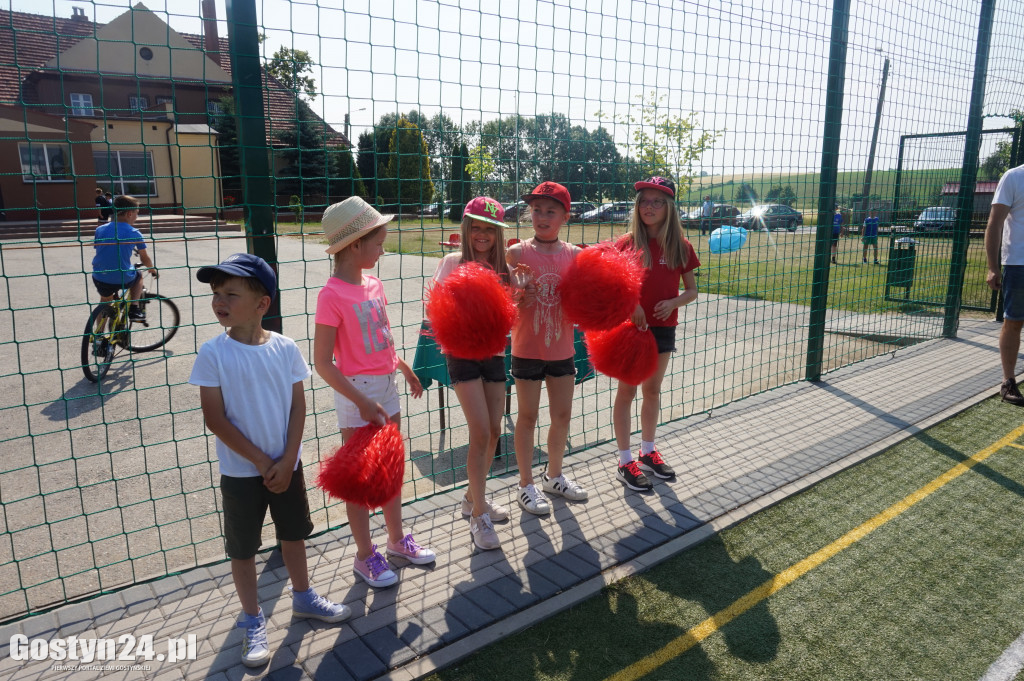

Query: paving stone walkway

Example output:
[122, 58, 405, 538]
[0, 317, 1008, 681]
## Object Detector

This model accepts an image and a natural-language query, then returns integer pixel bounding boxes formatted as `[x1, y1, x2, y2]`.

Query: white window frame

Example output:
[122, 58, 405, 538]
[92, 150, 157, 196]
[19, 143, 73, 182]
[70, 93, 95, 117]
[129, 96, 149, 112]
[207, 101, 224, 117]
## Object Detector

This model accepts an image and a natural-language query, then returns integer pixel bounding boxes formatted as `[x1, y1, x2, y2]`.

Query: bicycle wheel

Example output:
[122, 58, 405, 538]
[127, 293, 180, 352]
[81, 304, 116, 382]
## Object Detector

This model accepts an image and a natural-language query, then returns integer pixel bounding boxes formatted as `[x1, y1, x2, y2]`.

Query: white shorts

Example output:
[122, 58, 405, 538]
[334, 372, 401, 429]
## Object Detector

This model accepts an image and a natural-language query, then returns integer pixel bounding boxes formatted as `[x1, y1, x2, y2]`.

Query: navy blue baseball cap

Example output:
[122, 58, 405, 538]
[196, 253, 277, 300]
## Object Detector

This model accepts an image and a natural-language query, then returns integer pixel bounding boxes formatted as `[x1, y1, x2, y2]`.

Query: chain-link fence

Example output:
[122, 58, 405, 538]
[1, 0, 1022, 622]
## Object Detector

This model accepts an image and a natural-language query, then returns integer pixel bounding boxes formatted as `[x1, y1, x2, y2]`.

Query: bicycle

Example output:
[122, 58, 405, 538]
[81, 265, 180, 382]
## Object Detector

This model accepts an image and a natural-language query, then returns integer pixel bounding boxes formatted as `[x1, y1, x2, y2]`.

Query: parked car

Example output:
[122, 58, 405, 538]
[580, 202, 633, 223]
[418, 203, 441, 216]
[569, 202, 597, 222]
[681, 203, 740, 229]
[914, 206, 956, 232]
[736, 204, 803, 232]
[504, 200, 532, 222]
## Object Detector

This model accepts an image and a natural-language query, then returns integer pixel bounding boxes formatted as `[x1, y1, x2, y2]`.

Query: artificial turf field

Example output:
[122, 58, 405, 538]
[427, 397, 1024, 681]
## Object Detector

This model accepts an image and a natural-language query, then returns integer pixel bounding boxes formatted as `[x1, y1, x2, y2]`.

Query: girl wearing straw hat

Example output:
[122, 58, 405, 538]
[312, 197, 436, 588]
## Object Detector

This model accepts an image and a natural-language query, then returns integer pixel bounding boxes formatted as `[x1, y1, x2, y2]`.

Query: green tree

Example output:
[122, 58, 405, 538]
[419, 112, 461, 203]
[382, 117, 433, 208]
[356, 130, 377, 197]
[274, 99, 365, 204]
[980, 109, 1024, 180]
[448, 142, 470, 221]
[326, 147, 367, 201]
[265, 46, 318, 101]
[466, 145, 496, 192]
[764, 184, 798, 206]
[211, 94, 241, 203]
[734, 182, 759, 206]
[274, 99, 329, 198]
[596, 91, 721, 195]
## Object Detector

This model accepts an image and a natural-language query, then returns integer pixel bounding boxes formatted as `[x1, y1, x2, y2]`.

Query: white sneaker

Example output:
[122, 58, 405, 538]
[541, 473, 588, 501]
[469, 513, 501, 550]
[237, 608, 269, 667]
[460, 495, 510, 522]
[517, 484, 550, 515]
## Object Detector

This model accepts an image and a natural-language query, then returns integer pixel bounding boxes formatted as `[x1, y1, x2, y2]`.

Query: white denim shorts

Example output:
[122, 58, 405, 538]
[334, 372, 401, 429]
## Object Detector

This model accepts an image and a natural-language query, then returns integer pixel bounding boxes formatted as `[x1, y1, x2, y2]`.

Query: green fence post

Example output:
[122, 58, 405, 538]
[225, 0, 281, 333]
[805, 0, 851, 382]
[943, 0, 996, 338]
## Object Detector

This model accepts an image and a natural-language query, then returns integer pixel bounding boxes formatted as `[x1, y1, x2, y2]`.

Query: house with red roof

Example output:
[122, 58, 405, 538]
[0, 2, 348, 223]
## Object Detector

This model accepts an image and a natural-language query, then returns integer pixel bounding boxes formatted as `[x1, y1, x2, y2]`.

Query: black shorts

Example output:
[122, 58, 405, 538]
[510, 355, 576, 381]
[446, 355, 507, 384]
[220, 464, 314, 560]
[92, 273, 139, 297]
[649, 325, 677, 354]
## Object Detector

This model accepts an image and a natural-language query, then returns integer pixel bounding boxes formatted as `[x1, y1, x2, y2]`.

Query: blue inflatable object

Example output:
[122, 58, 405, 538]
[709, 225, 748, 254]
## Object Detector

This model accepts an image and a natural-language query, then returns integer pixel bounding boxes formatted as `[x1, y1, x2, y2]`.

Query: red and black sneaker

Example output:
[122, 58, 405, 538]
[617, 460, 652, 491]
[638, 451, 675, 479]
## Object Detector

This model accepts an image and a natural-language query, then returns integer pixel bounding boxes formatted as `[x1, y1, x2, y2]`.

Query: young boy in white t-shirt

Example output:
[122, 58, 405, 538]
[188, 253, 349, 668]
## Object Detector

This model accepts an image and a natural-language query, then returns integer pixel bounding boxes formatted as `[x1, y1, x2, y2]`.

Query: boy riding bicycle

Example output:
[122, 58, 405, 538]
[91, 195, 157, 320]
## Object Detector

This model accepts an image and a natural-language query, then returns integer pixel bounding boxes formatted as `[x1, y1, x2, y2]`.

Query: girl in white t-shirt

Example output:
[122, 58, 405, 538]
[431, 197, 520, 550]
[312, 197, 435, 588]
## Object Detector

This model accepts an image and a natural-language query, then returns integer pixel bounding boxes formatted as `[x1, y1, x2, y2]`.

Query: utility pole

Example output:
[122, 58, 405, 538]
[860, 54, 889, 221]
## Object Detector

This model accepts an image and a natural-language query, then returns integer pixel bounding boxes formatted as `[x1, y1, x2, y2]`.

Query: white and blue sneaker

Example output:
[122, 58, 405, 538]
[291, 587, 351, 623]
[237, 608, 269, 667]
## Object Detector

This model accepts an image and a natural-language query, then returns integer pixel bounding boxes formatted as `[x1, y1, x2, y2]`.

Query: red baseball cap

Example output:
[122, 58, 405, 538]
[633, 176, 676, 198]
[463, 196, 505, 227]
[521, 181, 571, 213]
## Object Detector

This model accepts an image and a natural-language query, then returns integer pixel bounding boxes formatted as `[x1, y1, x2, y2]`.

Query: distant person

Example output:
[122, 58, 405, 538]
[700, 195, 714, 235]
[189, 254, 350, 668]
[94, 188, 112, 223]
[862, 210, 880, 264]
[91, 195, 156, 321]
[830, 207, 844, 264]
[985, 163, 1024, 406]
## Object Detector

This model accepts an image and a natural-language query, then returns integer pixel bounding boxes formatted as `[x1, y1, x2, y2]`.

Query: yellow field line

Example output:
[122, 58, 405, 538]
[605, 423, 1024, 681]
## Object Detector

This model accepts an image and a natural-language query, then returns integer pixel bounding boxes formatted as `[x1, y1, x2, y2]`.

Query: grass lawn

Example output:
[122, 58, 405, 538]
[283, 217, 994, 317]
[426, 397, 1024, 681]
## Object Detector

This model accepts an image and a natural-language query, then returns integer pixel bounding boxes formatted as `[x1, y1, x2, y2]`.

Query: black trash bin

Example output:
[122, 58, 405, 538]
[885, 236, 917, 299]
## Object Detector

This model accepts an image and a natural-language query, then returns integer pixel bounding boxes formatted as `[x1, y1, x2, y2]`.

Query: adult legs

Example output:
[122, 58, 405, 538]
[1000, 319, 1024, 382]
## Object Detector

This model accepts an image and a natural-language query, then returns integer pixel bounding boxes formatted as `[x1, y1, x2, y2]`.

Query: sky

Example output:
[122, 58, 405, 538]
[7, 0, 1024, 184]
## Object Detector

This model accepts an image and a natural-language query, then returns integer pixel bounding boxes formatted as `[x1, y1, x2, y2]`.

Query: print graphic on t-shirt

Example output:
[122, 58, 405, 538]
[532, 269, 564, 348]
[352, 298, 394, 354]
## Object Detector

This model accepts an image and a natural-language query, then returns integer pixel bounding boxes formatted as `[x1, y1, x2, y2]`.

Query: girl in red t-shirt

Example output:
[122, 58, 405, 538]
[614, 176, 699, 491]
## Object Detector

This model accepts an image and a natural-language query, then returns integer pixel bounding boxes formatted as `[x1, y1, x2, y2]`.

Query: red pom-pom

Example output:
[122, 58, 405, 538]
[316, 423, 405, 509]
[425, 262, 517, 360]
[559, 241, 644, 331]
[585, 322, 659, 386]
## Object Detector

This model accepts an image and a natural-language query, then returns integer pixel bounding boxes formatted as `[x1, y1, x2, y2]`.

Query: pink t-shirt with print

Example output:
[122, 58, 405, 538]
[510, 239, 576, 361]
[315, 275, 398, 376]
